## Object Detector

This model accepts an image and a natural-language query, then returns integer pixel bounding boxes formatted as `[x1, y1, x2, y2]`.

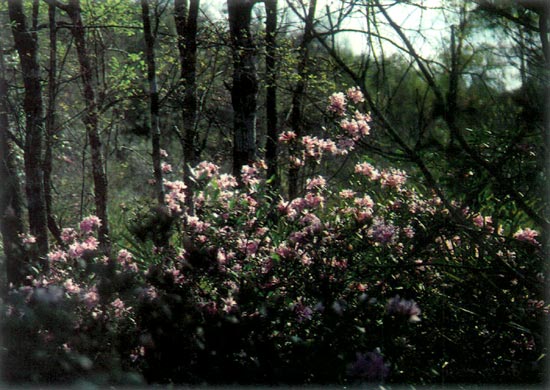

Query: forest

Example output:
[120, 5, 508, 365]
[0, 0, 548, 386]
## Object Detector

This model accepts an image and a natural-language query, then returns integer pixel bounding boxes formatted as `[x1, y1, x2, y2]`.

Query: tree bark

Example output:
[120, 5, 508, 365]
[142, 0, 165, 206]
[56, 0, 111, 252]
[175, 0, 199, 213]
[8, 0, 49, 260]
[287, 0, 316, 199]
[228, 0, 259, 177]
[265, 0, 278, 188]
[0, 47, 31, 289]
[44, 3, 62, 245]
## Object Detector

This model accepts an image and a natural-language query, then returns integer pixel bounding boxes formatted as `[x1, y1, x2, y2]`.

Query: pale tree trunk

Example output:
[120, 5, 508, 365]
[0, 48, 31, 289]
[228, 0, 259, 177]
[288, 0, 316, 199]
[8, 0, 49, 261]
[174, 0, 199, 213]
[265, 0, 278, 188]
[141, 0, 165, 206]
[51, 0, 110, 252]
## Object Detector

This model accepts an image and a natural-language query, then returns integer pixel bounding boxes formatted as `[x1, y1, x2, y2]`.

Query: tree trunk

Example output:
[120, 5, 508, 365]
[0, 48, 31, 289]
[8, 0, 49, 260]
[175, 0, 199, 213]
[60, 0, 110, 252]
[228, 0, 259, 177]
[44, 3, 62, 245]
[288, 0, 316, 199]
[265, 0, 278, 188]
[141, 0, 165, 206]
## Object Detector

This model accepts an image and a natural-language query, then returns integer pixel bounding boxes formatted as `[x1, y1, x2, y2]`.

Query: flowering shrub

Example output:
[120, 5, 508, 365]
[1, 89, 546, 385]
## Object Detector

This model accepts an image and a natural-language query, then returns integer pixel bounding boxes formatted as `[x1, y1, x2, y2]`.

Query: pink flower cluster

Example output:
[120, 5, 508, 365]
[80, 215, 102, 234]
[194, 161, 219, 180]
[513, 227, 540, 246]
[328, 92, 347, 116]
[164, 180, 187, 214]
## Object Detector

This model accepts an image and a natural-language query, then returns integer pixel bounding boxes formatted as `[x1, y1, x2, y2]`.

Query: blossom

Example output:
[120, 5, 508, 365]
[80, 215, 102, 234]
[222, 295, 238, 313]
[19, 233, 36, 245]
[346, 86, 365, 104]
[339, 189, 356, 199]
[305, 176, 326, 191]
[164, 180, 187, 214]
[278, 130, 297, 143]
[217, 173, 238, 189]
[48, 249, 67, 263]
[82, 288, 99, 309]
[386, 295, 421, 322]
[61, 228, 77, 243]
[64, 278, 81, 294]
[472, 214, 494, 233]
[292, 301, 313, 322]
[111, 298, 130, 318]
[347, 350, 390, 381]
[160, 149, 169, 157]
[380, 168, 407, 190]
[354, 162, 380, 180]
[368, 219, 397, 245]
[194, 161, 219, 180]
[241, 164, 260, 186]
[513, 227, 539, 246]
[328, 92, 347, 116]
[161, 162, 173, 173]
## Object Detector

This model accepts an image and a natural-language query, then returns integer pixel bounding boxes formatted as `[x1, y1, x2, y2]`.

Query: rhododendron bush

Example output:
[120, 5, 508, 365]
[1, 91, 546, 386]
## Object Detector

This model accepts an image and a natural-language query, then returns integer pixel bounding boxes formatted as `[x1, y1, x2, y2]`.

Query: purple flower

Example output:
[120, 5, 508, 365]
[347, 350, 390, 381]
[386, 295, 421, 323]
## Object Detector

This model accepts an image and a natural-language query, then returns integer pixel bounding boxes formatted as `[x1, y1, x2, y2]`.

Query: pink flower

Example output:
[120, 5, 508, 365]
[513, 227, 540, 246]
[82, 236, 99, 251]
[64, 278, 81, 294]
[346, 86, 364, 104]
[111, 298, 129, 318]
[339, 189, 356, 199]
[369, 219, 397, 245]
[161, 162, 173, 173]
[380, 168, 407, 189]
[354, 195, 374, 209]
[354, 162, 380, 180]
[48, 249, 67, 263]
[472, 214, 494, 232]
[218, 173, 238, 189]
[80, 215, 102, 234]
[222, 295, 238, 313]
[82, 288, 99, 309]
[328, 92, 347, 116]
[194, 161, 219, 179]
[241, 164, 260, 186]
[306, 176, 326, 191]
[278, 130, 297, 143]
[18, 233, 36, 245]
[61, 228, 77, 243]
[117, 249, 133, 263]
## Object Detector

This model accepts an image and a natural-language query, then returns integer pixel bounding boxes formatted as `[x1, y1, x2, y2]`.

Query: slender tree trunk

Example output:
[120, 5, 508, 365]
[44, 3, 62, 245]
[265, 0, 278, 188]
[8, 0, 49, 260]
[141, 0, 165, 206]
[57, 0, 110, 252]
[288, 0, 316, 199]
[228, 0, 259, 177]
[0, 49, 31, 289]
[175, 0, 199, 213]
